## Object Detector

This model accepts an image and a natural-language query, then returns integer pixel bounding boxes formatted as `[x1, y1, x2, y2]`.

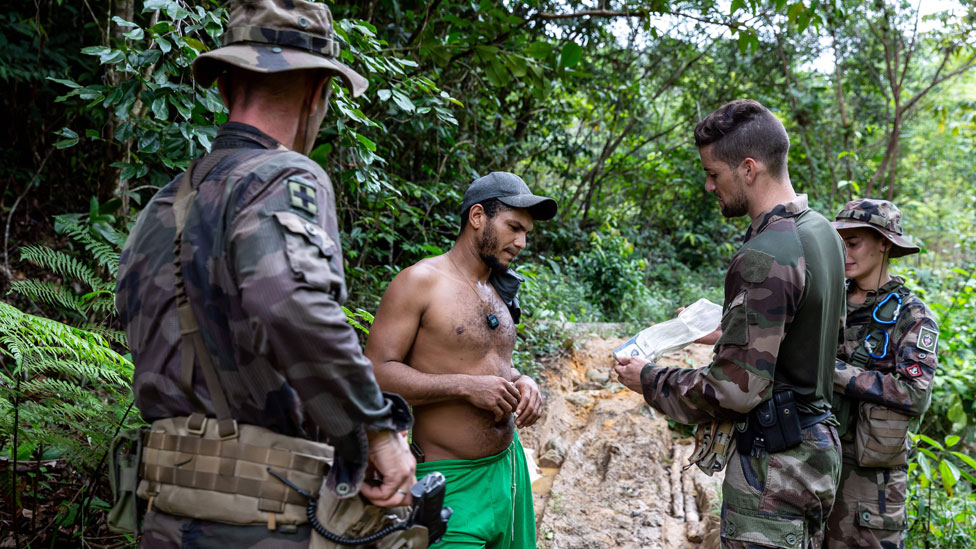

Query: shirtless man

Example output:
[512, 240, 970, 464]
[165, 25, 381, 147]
[366, 172, 557, 548]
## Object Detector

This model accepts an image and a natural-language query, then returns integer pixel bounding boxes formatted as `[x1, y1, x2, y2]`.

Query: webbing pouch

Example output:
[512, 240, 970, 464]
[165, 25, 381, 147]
[107, 427, 147, 534]
[855, 402, 910, 468]
[687, 420, 739, 476]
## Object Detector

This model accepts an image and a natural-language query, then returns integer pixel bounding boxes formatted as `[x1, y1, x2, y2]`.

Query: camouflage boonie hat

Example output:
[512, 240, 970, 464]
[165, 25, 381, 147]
[193, 0, 367, 97]
[832, 198, 920, 257]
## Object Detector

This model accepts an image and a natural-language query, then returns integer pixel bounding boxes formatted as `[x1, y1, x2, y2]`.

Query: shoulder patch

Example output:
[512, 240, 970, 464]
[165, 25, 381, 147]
[917, 326, 939, 354]
[740, 249, 775, 284]
[287, 178, 318, 219]
[906, 363, 923, 378]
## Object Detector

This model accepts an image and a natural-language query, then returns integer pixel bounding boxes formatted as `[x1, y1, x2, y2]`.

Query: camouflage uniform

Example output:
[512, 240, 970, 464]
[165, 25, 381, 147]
[640, 195, 846, 548]
[115, 1, 409, 545]
[825, 200, 937, 549]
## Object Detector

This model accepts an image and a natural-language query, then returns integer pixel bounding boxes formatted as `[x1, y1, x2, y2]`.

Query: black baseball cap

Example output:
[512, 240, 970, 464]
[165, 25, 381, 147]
[460, 172, 558, 221]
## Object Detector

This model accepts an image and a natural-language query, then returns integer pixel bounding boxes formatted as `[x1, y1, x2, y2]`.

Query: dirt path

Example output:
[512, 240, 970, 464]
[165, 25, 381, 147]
[520, 336, 724, 548]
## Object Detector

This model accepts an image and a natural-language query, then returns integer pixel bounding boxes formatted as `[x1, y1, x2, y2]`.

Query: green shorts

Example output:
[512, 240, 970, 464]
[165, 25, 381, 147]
[415, 431, 535, 549]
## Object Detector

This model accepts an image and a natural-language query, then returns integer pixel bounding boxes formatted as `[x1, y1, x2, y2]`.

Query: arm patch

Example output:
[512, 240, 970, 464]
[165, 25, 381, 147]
[287, 178, 318, 219]
[740, 249, 774, 283]
[917, 326, 939, 354]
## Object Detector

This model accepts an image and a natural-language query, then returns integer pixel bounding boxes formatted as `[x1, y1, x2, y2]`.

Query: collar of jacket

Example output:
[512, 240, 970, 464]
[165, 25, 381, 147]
[744, 193, 809, 242]
[846, 276, 907, 313]
[212, 121, 284, 151]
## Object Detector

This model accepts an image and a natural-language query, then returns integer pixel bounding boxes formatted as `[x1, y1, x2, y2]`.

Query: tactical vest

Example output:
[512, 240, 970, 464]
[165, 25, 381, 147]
[834, 285, 914, 468]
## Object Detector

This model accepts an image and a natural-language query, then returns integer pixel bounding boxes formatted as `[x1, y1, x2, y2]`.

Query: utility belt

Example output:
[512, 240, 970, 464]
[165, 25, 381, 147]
[109, 414, 444, 547]
[137, 414, 331, 527]
[687, 390, 828, 475]
[736, 390, 830, 459]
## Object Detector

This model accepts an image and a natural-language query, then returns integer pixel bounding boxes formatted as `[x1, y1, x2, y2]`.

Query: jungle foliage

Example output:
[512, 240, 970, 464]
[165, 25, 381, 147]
[2, 0, 975, 545]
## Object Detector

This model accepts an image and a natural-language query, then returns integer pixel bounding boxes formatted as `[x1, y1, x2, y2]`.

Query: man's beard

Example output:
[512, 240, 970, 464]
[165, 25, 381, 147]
[720, 176, 749, 218]
[477, 222, 505, 271]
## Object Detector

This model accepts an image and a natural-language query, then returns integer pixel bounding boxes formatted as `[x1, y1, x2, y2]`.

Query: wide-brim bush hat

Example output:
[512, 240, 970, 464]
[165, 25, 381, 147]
[461, 172, 558, 220]
[193, 0, 367, 97]
[832, 198, 920, 258]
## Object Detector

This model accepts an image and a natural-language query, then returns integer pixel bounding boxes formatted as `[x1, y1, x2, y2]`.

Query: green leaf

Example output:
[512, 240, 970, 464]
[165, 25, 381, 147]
[525, 41, 553, 60]
[123, 27, 144, 40]
[157, 36, 173, 54]
[945, 435, 961, 448]
[950, 451, 976, 470]
[918, 452, 932, 481]
[787, 3, 804, 24]
[54, 128, 79, 149]
[111, 16, 138, 28]
[47, 77, 81, 89]
[506, 55, 527, 77]
[356, 133, 377, 152]
[390, 90, 415, 112]
[184, 37, 207, 52]
[939, 459, 959, 496]
[559, 42, 583, 68]
[151, 96, 168, 120]
[917, 434, 945, 451]
[730, 0, 747, 16]
[474, 45, 500, 62]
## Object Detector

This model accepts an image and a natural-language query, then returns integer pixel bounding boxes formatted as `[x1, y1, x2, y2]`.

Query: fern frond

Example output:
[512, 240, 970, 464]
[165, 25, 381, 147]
[0, 303, 130, 368]
[18, 245, 102, 290]
[8, 280, 84, 314]
[54, 215, 121, 276]
[81, 324, 128, 346]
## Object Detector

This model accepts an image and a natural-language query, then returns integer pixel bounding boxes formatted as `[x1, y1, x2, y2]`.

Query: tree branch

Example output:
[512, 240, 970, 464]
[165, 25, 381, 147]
[404, 0, 442, 48]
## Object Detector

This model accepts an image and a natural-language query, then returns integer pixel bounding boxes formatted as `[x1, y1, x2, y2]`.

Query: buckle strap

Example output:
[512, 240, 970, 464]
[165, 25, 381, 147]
[171, 149, 242, 429]
[143, 431, 328, 477]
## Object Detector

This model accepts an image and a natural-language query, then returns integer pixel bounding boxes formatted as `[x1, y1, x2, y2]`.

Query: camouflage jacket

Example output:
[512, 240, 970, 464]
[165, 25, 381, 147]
[641, 195, 846, 423]
[835, 277, 938, 421]
[116, 122, 407, 496]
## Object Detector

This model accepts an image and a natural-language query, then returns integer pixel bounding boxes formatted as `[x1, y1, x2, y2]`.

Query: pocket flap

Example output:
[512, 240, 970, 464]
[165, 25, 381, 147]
[855, 500, 906, 530]
[723, 507, 805, 548]
[273, 211, 336, 254]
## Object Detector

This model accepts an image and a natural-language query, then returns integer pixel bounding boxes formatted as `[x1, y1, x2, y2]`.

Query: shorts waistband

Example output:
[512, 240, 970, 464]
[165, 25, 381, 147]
[415, 432, 520, 472]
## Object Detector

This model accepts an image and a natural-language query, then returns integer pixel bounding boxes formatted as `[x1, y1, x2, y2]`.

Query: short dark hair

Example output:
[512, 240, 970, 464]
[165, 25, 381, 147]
[459, 198, 511, 233]
[694, 99, 790, 177]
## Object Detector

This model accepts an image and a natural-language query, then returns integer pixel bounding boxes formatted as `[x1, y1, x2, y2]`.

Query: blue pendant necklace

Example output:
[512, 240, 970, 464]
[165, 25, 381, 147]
[448, 252, 499, 330]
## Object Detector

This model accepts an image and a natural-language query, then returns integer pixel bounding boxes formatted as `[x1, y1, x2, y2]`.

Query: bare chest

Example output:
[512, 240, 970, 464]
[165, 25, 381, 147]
[418, 282, 517, 358]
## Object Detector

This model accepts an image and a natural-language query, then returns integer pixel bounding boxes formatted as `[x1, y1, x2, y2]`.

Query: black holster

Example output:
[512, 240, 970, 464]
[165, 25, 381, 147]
[738, 390, 803, 456]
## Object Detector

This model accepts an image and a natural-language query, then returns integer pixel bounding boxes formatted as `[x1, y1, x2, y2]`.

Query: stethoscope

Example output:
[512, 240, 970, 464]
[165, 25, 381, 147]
[863, 292, 903, 360]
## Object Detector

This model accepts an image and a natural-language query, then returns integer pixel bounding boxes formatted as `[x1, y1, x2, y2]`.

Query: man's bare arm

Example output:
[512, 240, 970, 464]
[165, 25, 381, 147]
[365, 265, 520, 419]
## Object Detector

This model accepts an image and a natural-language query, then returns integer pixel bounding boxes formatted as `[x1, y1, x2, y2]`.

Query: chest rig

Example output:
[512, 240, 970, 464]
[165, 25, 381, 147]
[834, 284, 911, 439]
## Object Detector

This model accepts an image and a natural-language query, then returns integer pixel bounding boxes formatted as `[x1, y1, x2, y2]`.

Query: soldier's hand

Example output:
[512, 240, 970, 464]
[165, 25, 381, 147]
[513, 375, 543, 428]
[464, 375, 521, 421]
[614, 355, 651, 394]
[361, 430, 416, 508]
[677, 306, 722, 345]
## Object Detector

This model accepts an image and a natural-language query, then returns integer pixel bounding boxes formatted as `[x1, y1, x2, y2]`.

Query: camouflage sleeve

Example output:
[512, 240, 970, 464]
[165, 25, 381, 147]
[641, 247, 801, 424]
[229, 168, 397, 437]
[834, 308, 938, 416]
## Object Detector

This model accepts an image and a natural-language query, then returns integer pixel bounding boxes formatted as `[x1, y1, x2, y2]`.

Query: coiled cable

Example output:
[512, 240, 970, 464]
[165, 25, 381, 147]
[267, 467, 412, 546]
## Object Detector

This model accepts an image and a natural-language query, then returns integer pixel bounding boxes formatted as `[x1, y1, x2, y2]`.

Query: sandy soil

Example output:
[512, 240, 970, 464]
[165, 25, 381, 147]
[520, 335, 724, 548]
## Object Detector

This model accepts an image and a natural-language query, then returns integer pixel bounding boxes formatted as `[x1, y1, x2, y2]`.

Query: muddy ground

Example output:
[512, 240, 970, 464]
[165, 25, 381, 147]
[520, 334, 724, 548]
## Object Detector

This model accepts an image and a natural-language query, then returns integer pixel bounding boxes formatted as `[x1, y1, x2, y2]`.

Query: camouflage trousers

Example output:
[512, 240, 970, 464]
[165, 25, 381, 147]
[140, 508, 313, 548]
[720, 422, 841, 549]
[824, 457, 907, 549]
